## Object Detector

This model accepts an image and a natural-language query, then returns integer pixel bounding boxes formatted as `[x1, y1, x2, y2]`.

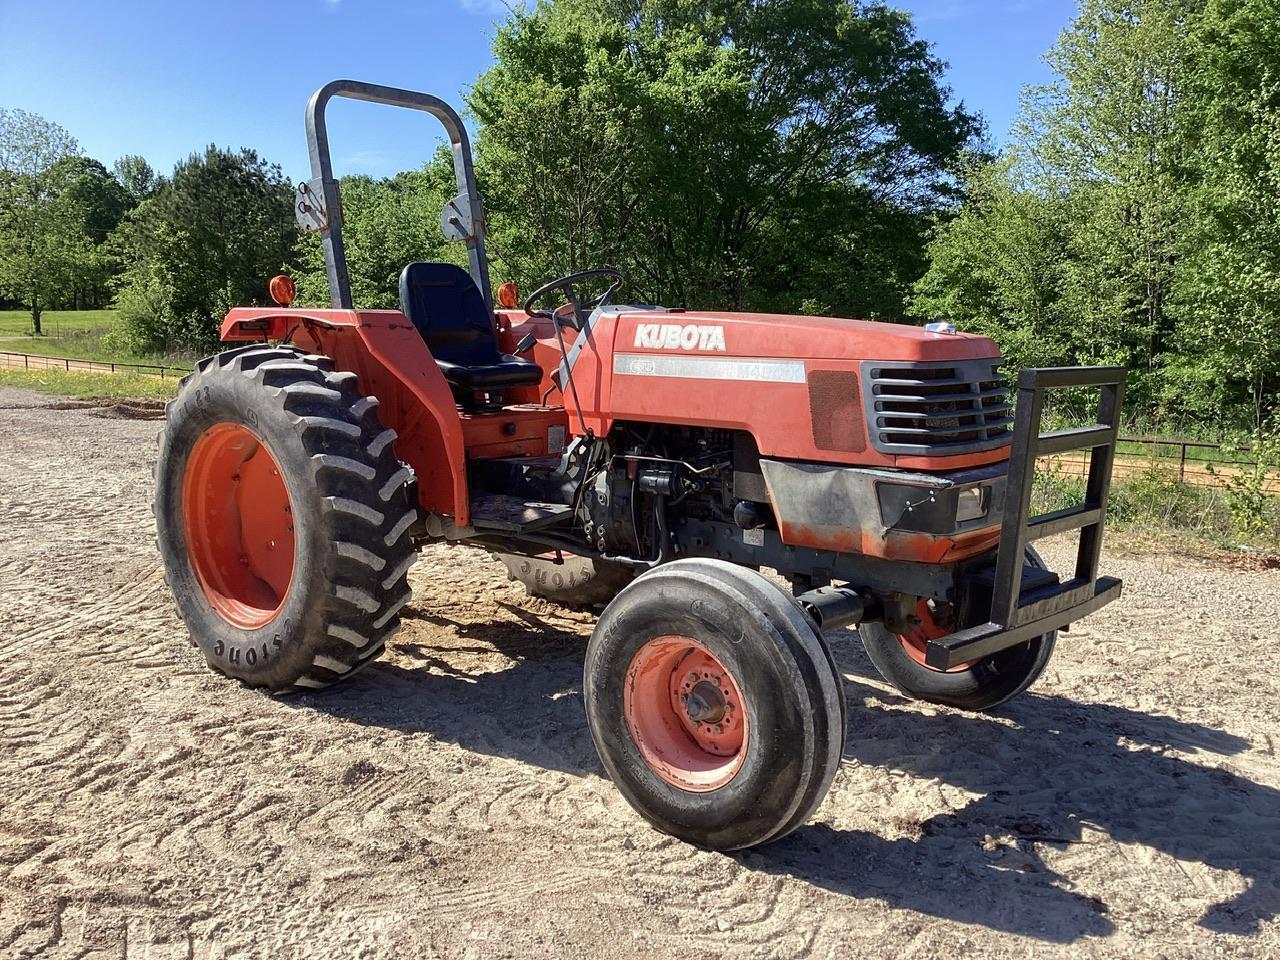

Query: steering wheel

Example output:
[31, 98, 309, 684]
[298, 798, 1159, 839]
[523, 267, 623, 331]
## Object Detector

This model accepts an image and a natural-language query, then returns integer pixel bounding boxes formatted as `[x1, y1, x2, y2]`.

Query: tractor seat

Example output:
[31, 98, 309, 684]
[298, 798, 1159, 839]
[398, 262, 542, 395]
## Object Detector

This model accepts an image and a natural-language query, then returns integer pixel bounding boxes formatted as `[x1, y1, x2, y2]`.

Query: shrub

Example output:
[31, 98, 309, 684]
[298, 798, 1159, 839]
[1208, 418, 1280, 544]
[109, 267, 180, 355]
[1032, 454, 1278, 552]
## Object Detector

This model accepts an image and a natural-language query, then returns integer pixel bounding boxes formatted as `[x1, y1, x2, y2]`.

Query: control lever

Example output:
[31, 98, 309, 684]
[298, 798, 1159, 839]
[514, 332, 537, 354]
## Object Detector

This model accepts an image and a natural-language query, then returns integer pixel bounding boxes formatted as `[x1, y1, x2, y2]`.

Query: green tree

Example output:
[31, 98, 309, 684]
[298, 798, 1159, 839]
[470, 0, 980, 317]
[113, 154, 158, 205]
[1030, 0, 1194, 391]
[1175, 0, 1280, 426]
[910, 155, 1072, 370]
[113, 145, 297, 351]
[912, 0, 1200, 418]
[49, 156, 131, 308]
[53, 156, 130, 242]
[0, 108, 87, 334]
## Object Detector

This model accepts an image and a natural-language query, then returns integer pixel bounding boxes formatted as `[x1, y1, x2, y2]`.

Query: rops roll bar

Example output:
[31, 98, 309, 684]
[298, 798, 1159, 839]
[298, 79, 492, 312]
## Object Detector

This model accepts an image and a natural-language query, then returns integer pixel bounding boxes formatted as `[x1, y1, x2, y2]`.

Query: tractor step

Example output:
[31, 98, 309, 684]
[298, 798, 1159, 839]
[469, 494, 573, 533]
[469, 455, 575, 505]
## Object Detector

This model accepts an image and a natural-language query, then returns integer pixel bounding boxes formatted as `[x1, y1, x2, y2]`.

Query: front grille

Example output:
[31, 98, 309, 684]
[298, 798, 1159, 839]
[861, 358, 1012, 456]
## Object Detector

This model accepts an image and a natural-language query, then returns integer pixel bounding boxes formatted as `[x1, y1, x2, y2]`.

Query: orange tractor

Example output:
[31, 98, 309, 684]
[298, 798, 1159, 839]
[155, 81, 1126, 850]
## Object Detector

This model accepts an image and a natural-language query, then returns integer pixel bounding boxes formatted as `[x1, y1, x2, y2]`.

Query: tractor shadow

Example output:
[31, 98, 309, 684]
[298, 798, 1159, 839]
[298, 600, 604, 777]
[752, 635, 1276, 940]
[295, 607, 1278, 943]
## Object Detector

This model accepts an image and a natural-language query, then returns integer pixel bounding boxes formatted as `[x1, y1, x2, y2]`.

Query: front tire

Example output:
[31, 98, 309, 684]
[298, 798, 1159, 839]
[155, 345, 418, 692]
[584, 559, 845, 850]
[859, 546, 1057, 711]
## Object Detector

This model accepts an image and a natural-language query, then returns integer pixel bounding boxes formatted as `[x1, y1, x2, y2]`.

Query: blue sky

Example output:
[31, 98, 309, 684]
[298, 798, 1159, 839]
[0, 0, 1075, 183]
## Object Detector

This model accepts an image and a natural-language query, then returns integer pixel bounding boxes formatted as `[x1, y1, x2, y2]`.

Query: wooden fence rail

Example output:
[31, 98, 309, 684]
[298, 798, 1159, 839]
[0, 351, 190, 380]
[1041, 436, 1279, 494]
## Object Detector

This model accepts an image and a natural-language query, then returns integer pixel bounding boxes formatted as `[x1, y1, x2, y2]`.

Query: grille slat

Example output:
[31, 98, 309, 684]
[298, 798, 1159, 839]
[876, 387, 1008, 404]
[861, 358, 1012, 456]
[872, 427, 986, 438]
[871, 376, 983, 388]
[876, 411, 983, 424]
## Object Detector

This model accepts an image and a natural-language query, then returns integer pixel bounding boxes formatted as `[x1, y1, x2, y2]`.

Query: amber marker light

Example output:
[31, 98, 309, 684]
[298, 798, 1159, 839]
[497, 281, 520, 309]
[269, 275, 297, 307]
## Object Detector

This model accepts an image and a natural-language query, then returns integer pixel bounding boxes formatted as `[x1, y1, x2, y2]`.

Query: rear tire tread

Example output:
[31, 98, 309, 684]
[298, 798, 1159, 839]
[155, 344, 418, 693]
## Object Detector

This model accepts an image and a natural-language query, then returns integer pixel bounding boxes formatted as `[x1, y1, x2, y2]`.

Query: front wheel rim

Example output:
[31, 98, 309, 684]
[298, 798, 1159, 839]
[897, 598, 975, 673]
[181, 422, 295, 629]
[624, 637, 748, 792]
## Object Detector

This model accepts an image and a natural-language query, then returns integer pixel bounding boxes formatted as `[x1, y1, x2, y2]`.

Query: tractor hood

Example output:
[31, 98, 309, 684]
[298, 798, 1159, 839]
[614, 310, 999, 363]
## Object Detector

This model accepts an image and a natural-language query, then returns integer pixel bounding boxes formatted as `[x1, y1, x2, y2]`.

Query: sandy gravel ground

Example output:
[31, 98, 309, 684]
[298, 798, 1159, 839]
[1, 384, 1278, 960]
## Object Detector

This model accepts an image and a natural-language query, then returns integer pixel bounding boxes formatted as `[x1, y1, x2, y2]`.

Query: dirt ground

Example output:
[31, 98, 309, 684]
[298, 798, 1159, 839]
[1, 385, 1278, 960]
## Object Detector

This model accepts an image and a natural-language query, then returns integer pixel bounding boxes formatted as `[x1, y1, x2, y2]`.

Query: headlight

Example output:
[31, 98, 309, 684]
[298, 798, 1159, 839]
[876, 480, 996, 533]
[956, 486, 988, 523]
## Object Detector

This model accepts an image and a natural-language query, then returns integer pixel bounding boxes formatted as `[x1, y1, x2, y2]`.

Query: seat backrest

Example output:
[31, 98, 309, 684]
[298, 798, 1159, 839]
[398, 262, 501, 366]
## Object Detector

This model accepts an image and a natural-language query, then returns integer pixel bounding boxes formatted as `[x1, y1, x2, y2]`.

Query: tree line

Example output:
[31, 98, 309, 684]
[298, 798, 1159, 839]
[1, 0, 1276, 431]
[912, 0, 1279, 429]
[0, 107, 295, 351]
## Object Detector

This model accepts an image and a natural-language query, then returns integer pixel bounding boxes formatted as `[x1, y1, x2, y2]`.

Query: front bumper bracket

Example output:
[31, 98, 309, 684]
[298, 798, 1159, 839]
[924, 365, 1128, 670]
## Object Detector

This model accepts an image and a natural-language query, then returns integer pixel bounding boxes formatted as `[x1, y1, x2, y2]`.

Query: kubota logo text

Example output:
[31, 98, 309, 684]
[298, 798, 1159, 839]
[633, 323, 727, 352]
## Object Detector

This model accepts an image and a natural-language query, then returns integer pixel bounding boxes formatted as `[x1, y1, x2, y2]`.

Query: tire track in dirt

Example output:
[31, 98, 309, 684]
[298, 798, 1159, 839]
[0, 570, 171, 660]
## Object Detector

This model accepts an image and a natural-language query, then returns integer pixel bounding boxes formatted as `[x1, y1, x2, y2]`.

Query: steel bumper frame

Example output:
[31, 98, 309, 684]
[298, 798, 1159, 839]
[924, 365, 1128, 670]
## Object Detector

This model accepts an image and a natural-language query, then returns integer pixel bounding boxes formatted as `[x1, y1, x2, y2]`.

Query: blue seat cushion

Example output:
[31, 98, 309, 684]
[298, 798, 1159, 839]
[398, 262, 541, 392]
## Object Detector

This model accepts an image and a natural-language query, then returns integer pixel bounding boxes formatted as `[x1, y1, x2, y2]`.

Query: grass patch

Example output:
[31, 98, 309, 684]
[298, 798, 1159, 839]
[0, 309, 116, 338]
[0, 309, 194, 368]
[0, 368, 179, 401]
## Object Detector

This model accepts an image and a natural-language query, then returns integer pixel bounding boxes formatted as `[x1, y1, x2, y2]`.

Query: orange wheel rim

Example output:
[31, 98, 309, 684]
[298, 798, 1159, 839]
[181, 423, 295, 628]
[624, 637, 748, 792]
[897, 598, 974, 673]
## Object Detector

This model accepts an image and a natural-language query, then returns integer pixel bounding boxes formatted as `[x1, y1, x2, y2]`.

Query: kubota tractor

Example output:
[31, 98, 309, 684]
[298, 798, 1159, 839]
[155, 81, 1126, 851]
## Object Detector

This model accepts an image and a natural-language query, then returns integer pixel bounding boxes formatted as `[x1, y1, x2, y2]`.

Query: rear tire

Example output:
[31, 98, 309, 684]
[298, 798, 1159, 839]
[499, 552, 635, 607]
[584, 559, 845, 850]
[154, 344, 418, 692]
[859, 546, 1057, 711]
